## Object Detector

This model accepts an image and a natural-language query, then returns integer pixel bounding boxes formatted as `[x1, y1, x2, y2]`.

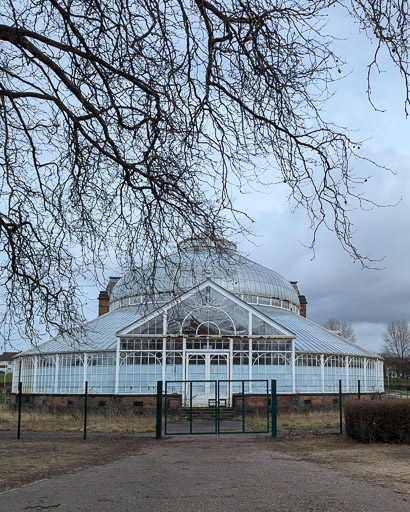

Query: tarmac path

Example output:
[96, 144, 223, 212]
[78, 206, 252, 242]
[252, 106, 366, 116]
[0, 434, 409, 512]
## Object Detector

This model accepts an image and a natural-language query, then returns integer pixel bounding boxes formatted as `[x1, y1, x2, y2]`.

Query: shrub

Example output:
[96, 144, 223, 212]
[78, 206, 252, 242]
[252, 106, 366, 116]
[344, 400, 410, 443]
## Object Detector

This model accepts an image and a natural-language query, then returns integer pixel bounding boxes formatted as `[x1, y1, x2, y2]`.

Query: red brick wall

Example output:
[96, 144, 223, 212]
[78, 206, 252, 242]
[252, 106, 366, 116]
[11, 393, 159, 412]
[11, 392, 377, 412]
[98, 291, 109, 316]
[298, 295, 307, 318]
[232, 393, 372, 412]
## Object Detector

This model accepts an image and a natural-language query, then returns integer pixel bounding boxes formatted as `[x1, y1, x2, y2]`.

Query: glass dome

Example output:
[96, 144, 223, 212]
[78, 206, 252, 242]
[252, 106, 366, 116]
[109, 241, 300, 309]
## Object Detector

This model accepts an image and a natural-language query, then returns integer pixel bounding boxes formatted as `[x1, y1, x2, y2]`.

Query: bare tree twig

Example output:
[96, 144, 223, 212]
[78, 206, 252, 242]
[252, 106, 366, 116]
[0, 0, 409, 345]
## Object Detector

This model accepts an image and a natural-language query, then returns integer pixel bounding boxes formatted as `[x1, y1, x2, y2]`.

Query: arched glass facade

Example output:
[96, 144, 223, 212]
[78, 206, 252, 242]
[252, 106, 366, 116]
[13, 276, 384, 402]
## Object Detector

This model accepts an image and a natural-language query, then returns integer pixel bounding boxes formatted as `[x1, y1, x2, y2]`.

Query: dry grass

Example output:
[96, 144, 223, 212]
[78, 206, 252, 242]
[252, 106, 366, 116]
[278, 409, 340, 429]
[0, 404, 156, 433]
[0, 405, 342, 434]
[246, 408, 340, 431]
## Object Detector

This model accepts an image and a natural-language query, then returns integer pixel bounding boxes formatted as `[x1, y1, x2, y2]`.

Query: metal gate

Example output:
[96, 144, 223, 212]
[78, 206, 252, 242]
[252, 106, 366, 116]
[162, 379, 271, 436]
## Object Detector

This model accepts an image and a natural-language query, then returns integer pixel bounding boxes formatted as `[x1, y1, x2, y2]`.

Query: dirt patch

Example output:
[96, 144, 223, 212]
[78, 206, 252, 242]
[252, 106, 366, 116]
[260, 430, 410, 495]
[0, 436, 155, 493]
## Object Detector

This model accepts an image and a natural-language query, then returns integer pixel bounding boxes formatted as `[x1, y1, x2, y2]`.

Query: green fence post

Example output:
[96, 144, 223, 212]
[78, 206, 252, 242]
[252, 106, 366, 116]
[358, 380, 361, 400]
[17, 381, 22, 440]
[216, 381, 219, 435]
[271, 379, 277, 438]
[241, 380, 245, 433]
[83, 381, 88, 441]
[339, 379, 343, 434]
[189, 381, 193, 434]
[266, 380, 270, 433]
[156, 380, 163, 439]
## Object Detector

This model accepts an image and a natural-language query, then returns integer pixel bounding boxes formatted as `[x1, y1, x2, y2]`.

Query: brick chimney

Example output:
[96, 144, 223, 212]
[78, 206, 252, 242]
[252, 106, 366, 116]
[290, 281, 308, 318]
[299, 295, 308, 318]
[98, 290, 109, 316]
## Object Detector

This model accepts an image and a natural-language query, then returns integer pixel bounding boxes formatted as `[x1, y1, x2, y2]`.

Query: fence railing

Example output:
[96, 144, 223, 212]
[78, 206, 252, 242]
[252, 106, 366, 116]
[9, 378, 393, 440]
[383, 386, 410, 399]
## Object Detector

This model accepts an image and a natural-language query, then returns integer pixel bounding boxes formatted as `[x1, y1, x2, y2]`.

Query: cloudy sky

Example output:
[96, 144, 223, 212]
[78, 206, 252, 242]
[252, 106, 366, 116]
[235, 9, 410, 354]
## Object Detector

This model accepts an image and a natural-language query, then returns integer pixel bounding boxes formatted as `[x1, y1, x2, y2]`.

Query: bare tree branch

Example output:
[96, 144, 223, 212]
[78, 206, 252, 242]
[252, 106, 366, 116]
[0, 1, 409, 344]
[324, 318, 356, 343]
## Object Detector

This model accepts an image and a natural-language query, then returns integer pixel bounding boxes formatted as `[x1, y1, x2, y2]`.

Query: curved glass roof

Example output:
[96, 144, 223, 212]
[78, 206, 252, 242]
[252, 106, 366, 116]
[110, 243, 300, 306]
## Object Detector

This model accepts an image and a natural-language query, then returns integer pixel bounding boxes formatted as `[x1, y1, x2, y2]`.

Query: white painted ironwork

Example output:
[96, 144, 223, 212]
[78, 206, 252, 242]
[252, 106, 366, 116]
[12, 279, 384, 397]
[87, 353, 116, 393]
[59, 354, 84, 393]
[83, 352, 88, 393]
[36, 355, 56, 394]
[185, 351, 230, 406]
[295, 354, 321, 392]
[118, 281, 294, 339]
[324, 355, 347, 392]
[348, 357, 365, 393]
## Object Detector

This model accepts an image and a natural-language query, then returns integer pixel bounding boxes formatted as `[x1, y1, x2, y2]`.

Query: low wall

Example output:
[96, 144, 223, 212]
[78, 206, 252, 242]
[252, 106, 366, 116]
[11, 391, 380, 412]
[233, 392, 378, 411]
[10, 393, 171, 413]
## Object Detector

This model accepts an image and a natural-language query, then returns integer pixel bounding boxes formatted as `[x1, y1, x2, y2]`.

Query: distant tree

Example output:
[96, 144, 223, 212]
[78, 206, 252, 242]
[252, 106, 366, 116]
[324, 318, 356, 343]
[382, 320, 410, 360]
[381, 354, 410, 381]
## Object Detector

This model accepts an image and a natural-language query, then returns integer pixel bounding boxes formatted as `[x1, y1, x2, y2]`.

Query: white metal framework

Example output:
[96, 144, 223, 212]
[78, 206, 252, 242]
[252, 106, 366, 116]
[13, 280, 384, 403]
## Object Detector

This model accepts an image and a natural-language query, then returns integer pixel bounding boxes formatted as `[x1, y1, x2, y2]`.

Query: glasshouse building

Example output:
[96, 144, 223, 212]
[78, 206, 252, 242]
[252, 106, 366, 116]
[12, 240, 384, 407]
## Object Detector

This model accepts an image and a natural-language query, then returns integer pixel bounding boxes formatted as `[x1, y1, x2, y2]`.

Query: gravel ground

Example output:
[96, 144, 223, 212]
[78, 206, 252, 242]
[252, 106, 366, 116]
[0, 434, 409, 512]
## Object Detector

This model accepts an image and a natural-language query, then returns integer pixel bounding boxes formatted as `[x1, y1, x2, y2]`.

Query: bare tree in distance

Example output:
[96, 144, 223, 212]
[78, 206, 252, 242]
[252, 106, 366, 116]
[1, 1, 409, 345]
[382, 355, 410, 381]
[324, 318, 356, 343]
[382, 320, 410, 359]
[382, 320, 410, 380]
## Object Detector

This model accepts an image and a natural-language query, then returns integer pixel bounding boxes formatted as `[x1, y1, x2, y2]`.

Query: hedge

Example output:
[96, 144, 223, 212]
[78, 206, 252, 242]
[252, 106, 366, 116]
[344, 400, 410, 443]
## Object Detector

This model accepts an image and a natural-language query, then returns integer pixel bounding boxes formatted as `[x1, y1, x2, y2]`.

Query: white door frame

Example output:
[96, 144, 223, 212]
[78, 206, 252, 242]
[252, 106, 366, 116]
[184, 351, 231, 406]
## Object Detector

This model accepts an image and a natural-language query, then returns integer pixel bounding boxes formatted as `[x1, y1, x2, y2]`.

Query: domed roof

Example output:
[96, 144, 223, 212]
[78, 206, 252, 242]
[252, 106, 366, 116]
[110, 241, 300, 306]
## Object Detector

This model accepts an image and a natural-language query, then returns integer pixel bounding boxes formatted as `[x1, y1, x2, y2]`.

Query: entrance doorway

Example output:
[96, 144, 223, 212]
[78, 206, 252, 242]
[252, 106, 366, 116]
[185, 352, 230, 406]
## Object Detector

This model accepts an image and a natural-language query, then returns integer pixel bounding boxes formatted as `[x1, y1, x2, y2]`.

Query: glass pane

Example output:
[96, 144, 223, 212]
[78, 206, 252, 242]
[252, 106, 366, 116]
[130, 314, 164, 335]
[210, 355, 228, 395]
[166, 287, 249, 335]
[252, 315, 283, 336]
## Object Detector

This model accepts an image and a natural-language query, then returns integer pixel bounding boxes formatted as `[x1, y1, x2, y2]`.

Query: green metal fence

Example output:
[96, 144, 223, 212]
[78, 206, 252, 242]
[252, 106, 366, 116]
[217, 380, 270, 435]
[160, 379, 274, 437]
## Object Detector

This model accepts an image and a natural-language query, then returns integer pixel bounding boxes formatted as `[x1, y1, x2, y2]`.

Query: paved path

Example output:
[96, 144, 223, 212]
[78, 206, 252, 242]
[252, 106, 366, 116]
[165, 419, 256, 434]
[1, 435, 409, 511]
